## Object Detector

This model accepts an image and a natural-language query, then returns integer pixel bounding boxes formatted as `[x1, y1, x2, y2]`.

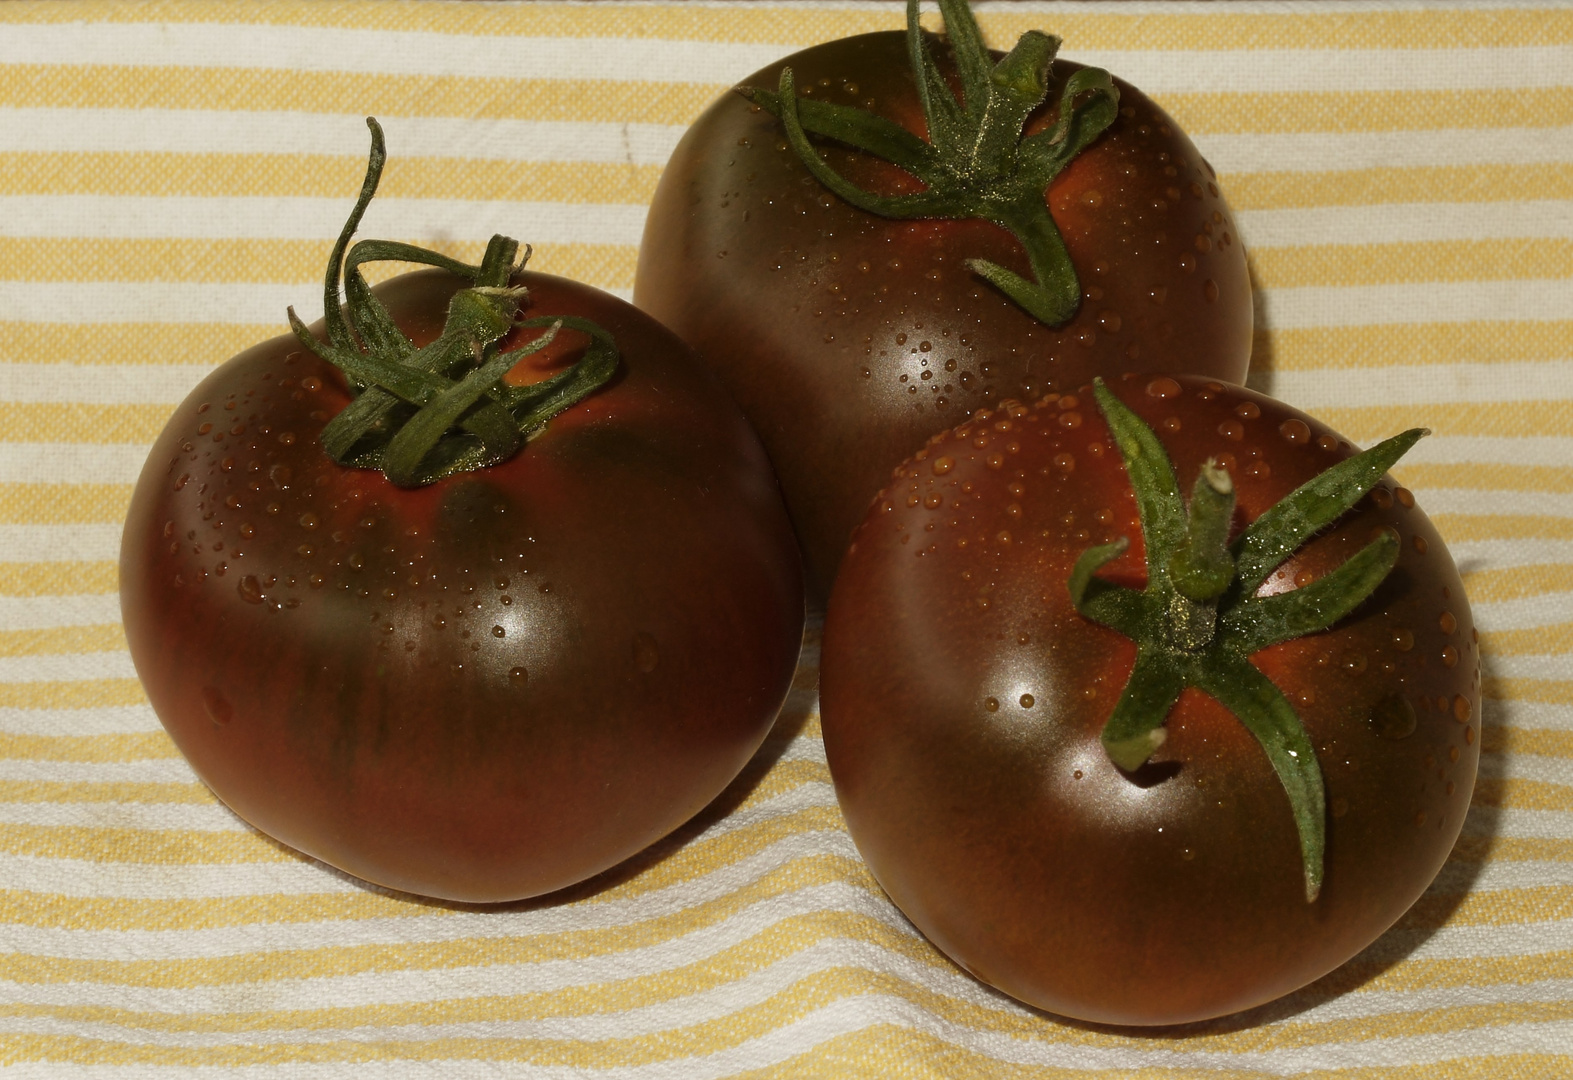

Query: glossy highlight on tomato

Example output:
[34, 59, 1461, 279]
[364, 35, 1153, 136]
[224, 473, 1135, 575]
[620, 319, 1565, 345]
[820, 374, 1477, 1025]
[121, 268, 805, 903]
[636, 8, 1251, 601]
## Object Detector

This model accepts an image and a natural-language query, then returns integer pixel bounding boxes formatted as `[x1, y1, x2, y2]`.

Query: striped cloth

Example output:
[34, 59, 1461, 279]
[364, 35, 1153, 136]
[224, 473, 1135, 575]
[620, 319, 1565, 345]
[1, 0, 1569, 1073]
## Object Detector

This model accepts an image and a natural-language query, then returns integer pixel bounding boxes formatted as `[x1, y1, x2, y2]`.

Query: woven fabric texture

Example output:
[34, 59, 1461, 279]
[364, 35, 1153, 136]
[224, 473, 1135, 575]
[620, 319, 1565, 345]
[1, 1, 1570, 1075]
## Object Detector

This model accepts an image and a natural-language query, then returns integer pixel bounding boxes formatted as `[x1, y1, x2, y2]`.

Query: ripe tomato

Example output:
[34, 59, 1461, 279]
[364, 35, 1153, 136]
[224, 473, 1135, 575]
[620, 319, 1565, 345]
[820, 374, 1478, 1025]
[120, 124, 805, 903]
[636, 0, 1251, 601]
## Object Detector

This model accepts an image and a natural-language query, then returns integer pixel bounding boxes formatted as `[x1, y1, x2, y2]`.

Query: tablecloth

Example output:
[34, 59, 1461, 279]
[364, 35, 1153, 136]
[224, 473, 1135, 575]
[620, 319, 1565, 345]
[1, 0, 1570, 1074]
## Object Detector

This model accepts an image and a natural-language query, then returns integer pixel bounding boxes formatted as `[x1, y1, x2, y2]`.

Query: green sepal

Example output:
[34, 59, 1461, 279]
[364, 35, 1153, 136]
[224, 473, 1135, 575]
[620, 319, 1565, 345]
[1231, 428, 1428, 596]
[1068, 378, 1426, 903]
[741, 0, 1118, 327]
[289, 117, 620, 487]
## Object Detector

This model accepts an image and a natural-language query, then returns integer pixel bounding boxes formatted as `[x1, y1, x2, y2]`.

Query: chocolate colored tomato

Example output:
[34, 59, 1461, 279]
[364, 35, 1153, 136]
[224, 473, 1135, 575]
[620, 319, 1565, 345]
[120, 269, 805, 903]
[636, 8, 1251, 601]
[820, 375, 1478, 1024]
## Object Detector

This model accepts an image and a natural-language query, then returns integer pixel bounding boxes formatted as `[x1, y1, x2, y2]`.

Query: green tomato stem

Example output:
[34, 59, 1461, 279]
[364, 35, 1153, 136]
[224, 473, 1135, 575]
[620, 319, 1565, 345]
[1070, 379, 1425, 903]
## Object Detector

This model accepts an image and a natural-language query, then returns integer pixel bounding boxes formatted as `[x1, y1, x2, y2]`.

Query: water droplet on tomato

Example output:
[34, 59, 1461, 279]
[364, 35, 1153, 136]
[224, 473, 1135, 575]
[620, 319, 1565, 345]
[509, 666, 528, 687]
[1371, 694, 1416, 740]
[984, 697, 999, 712]
[237, 575, 263, 604]
[201, 687, 233, 725]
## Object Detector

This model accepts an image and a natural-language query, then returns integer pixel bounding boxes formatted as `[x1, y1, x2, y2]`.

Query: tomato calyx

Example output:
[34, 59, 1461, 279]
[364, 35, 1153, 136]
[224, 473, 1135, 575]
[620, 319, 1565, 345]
[1069, 379, 1428, 901]
[738, 0, 1118, 327]
[285, 118, 619, 487]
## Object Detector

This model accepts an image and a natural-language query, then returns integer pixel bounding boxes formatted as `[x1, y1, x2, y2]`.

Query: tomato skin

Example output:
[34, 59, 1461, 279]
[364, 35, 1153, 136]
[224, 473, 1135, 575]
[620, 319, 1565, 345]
[121, 270, 805, 903]
[819, 375, 1477, 1025]
[636, 30, 1251, 602]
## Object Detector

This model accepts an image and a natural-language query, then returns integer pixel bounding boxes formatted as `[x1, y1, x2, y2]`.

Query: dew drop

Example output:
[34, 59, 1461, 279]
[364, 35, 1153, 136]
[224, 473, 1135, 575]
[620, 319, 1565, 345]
[1453, 695, 1472, 723]
[237, 575, 264, 604]
[1146, 376, 1180, 399]
[201, 687, 233, 725]
[984, 697, 999, 712]
[509, 666, 528, 688]
[492, 625, 506, 638]
[1279, 419, 1311, 444]
[1370, 694, 1416, 740]
[1019, 694, 1035, 709]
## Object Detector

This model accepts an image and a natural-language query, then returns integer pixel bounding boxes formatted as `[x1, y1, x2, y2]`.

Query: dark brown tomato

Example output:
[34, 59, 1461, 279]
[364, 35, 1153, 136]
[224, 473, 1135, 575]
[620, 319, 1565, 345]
[121, 270, 805, 903]
[636, 30, 1252, 603]
[820, 375, 1477, 1025]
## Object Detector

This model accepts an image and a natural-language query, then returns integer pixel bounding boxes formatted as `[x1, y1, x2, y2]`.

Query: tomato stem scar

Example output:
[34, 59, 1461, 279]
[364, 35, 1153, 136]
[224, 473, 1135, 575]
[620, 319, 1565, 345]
[1069, 378, 1428, 902]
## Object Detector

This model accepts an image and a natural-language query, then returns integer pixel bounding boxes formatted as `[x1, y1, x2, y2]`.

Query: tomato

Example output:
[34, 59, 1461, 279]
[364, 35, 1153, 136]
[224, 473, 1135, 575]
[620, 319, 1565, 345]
[636, 0, 1252, 601]
[120, 123, 805, 903]
[819, 374, 1478, 1025]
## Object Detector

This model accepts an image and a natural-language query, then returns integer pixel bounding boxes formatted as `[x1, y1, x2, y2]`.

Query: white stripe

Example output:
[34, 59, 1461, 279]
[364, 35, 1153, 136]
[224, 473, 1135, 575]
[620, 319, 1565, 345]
[0, 24, 800, 86]
[1235, 200, 1573, 247]
[0, 447, 150, 488]
[1452, 538, 1573, 569]
[1478, 749, 1573, 787]
[1253, 360, 1573, 412]
[1432, 856, 1573, 892]
[1485, 654, 1573, 681]
[1405, 487, 1573, 519]
[0, 705, 160, 736]
[1484, 697, 1573, 730]
[0, 109, 687, 167]
[0, 195, 648, 245]
[0, 759, 192, 784]
[1202, 127, 1573, 176]
[0, 594, 122, 632]
[1257, 279, 1573, 332]
[1472, 593, 1573, 632]
[1074, 46, 1573, 93]
[1401, 438, 1573, 469]
[0, 522, 127, 561]
[1465, 806, 1573, 840]
[0, 364, 214, 405]
[0, 650, 136, 684]
[0, 799, 245, 833]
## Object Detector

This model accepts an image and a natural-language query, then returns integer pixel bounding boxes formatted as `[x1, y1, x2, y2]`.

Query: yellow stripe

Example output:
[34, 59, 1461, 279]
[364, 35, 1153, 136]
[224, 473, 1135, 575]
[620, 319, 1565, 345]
[0, 238, 639, 291]
[1485, 726, 1573, 759]
[0, 731, 173, 763]
[0, 152, 662, 205]
[1227, 164, 1573, 211]
[0, 680, 145, 710]
[0, 482, 132, 524]
[7, 1, 1570, 50]
[1474, 779, 1573, 814]
[1251, 239, 1573, 290]
[0, 322, 269, 369]
[1465, 563, 1573, 602]
[1486, 624, 1573, 657]
[1457, 834, 1573, 863]
[0, 564, 119, 599]
[1, 66, 723, 127]
[1485, 677, 1573, 707]
[0, 623, 125, 658]
[1316, 401, 1573, 442]
[1429, 514, 1573, 544]
[0, 823, 292, 864]
[1255, 322, 1573, 373]
[0, 781, 208, 806]
[1402, 464, 1573, 497]
[0, 404, 171, 446]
